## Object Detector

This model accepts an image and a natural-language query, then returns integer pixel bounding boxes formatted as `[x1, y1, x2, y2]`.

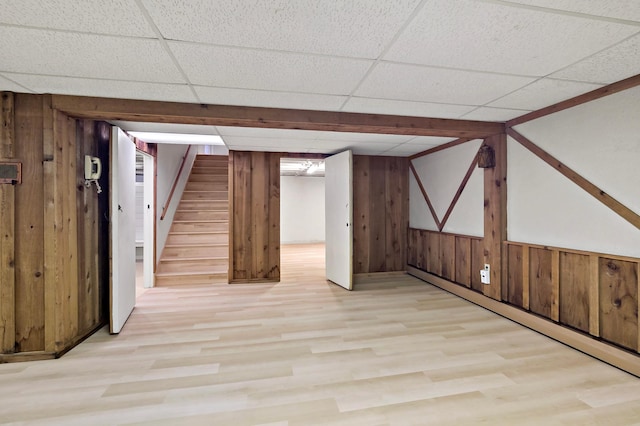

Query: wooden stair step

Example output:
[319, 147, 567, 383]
[155, 271, 228, 286]
[162, 244, 228, 258]
[157, 258, 228, 274]
[167, 232, 228, 245]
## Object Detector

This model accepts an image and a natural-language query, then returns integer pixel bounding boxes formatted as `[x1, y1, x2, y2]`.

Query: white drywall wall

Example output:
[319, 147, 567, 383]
[509, 86, 640, 257]
[280, 175, 325, 244]
[410, 139, 484, 236]
[156, 144, 197, 263]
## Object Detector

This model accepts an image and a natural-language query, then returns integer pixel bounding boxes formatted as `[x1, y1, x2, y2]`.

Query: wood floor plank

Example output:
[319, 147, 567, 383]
[0, 244, 638, 425]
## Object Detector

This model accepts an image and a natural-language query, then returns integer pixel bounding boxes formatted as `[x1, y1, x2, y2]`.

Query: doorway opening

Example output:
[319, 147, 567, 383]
[135, 150, 155, 298]
[279, 158, 326, 281]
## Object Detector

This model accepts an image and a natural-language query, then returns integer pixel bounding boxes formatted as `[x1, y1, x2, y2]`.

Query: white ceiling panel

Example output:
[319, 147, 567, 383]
[461, 106, 531, 122]
[6, 74, 197, 103]
[341, 97, 476, 118]
[550, 34, 640, 84]
[0, 74, 30, 92]
[224, 136, 316, 149]
[142, 0, 421, 58]
[404, 136, 457, 146]
[384, 0, 638, 76]
[170, 42, 372, 94]
[0, 0, 155, 37]
[216, 127, 320, 139]
[228, 145, 290, 153]
[313, 131, 413, 144]
[384, 144, 438, 156]
[502, 0, 640, 22]
[112, 121, 221, 136]
[489, 78, 603, 110]
[0, 27, 184, 83]
[196, 86, 346, 111]
[356, 62, 535, 105]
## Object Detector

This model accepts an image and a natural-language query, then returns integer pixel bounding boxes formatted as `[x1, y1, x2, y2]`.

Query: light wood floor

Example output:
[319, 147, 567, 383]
[1, 244, 639, 425]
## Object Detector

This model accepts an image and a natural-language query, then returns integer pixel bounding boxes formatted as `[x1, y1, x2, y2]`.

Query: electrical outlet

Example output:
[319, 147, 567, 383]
[480, 264, 491, 284]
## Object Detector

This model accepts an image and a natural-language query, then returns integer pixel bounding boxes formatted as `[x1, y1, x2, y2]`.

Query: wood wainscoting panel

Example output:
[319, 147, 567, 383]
[506, 244, 524, 308]
[599, 257, 638, 351]
[455, 236, 471, 288]
[440, 234, 455, 282]
[529, 247, 553, 319]
[559, 252, 590, 333]
[14, 94, 45, 352]
[470, 238, 484, 293]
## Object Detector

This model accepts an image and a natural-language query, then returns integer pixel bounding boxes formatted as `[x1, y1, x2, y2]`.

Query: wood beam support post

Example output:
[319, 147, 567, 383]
[0, 92, 16, 353]
[482, 133, 507, 300]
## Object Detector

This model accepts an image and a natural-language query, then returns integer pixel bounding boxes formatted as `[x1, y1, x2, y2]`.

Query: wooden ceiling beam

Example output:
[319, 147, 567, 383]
[50, 95, 504, 139]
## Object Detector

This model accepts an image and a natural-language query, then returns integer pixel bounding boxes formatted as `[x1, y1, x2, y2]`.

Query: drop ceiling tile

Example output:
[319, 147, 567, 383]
[351, 146, 397, 155]
[461, 107, 531, 122]
[217, 127, 321, 140]
[227, 145, 290, 153]
[170, 42, 372, 94]
[196, 86, 347, 111]
[404, 136, 457, 146]
[550, 34, 640, 84]
[489, 78, 603, 110]
[384, 144, 436, 156]
[0, 0, 155, 37]
[342, 97, 476, 118]
[384, 0, 638, 76]
[6, 74, 196, 103]
[0, 27, 184, 83]
[504, 0, 640, 22]
[143, 0, 421, 58]
[314, 131, 413, 144]
[0, 74, 30, 92]
[314, 140, 399, 152]
[356, 63, 535, 105]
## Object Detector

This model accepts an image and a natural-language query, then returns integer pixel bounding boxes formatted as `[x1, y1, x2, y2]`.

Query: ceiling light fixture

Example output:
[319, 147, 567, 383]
[128, 132, 225, 145]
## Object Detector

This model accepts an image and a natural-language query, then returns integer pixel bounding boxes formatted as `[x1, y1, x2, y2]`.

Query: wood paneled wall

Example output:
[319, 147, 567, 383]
[227, 153, 409, 283]
[505, 241, 639, 354]
[353, 156, 408, 274]
[408, 229, 484, 291]
[228, 151, 281, 283]
[0, 93, 108, 361]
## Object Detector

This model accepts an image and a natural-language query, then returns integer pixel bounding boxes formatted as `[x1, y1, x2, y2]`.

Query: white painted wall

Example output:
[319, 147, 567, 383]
[156, 144, 197, 263]
[198, 144, 229, 155]
[280, 175, 325, 244]
[410, 139, 484, 237]
[509, 86, 640, 258]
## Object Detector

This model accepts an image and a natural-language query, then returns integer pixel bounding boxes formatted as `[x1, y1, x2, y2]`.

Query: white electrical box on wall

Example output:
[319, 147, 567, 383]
[480, 264, 491, 284]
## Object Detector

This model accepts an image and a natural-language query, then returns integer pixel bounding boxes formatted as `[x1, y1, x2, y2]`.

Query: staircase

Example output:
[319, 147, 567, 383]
[156, 155, 229, 286]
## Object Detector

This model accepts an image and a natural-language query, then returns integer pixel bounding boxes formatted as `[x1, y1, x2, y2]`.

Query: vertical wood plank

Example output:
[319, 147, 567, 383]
[455, 236, 471, 288]
[352, 155, 370, 274]
[599, 258, 638, 351]
[426, 231, 441, 276]
[368, 156, 386, 272]
[227, 151, 235, 281]
[267, 153, 280, 280]
[231, 152, 251, 281]
[559, 252, 590, 333]
[507, 245, 523, 308]
[482, 133, 507, 300]
[64, 113, 79, 344]
[440, 234, 455, 281]
[417, 230, 426, 271]
[43, 98, 56, 352]
[529, 247, 553, 319]
[407, 228, 417, 267]
[251, 152, 267, 278]
[14, 94, 45, 352]
[384, 157, 407, 272]
[550, 249, 560, 322]
[470, 238, 484, 292]
[522, 246, 530, 310]
[589, 255, 600, 337]
[0, 92, 16, 353]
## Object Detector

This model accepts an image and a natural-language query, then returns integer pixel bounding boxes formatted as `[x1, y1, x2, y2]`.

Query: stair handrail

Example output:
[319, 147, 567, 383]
[160, 145, 193, 220]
